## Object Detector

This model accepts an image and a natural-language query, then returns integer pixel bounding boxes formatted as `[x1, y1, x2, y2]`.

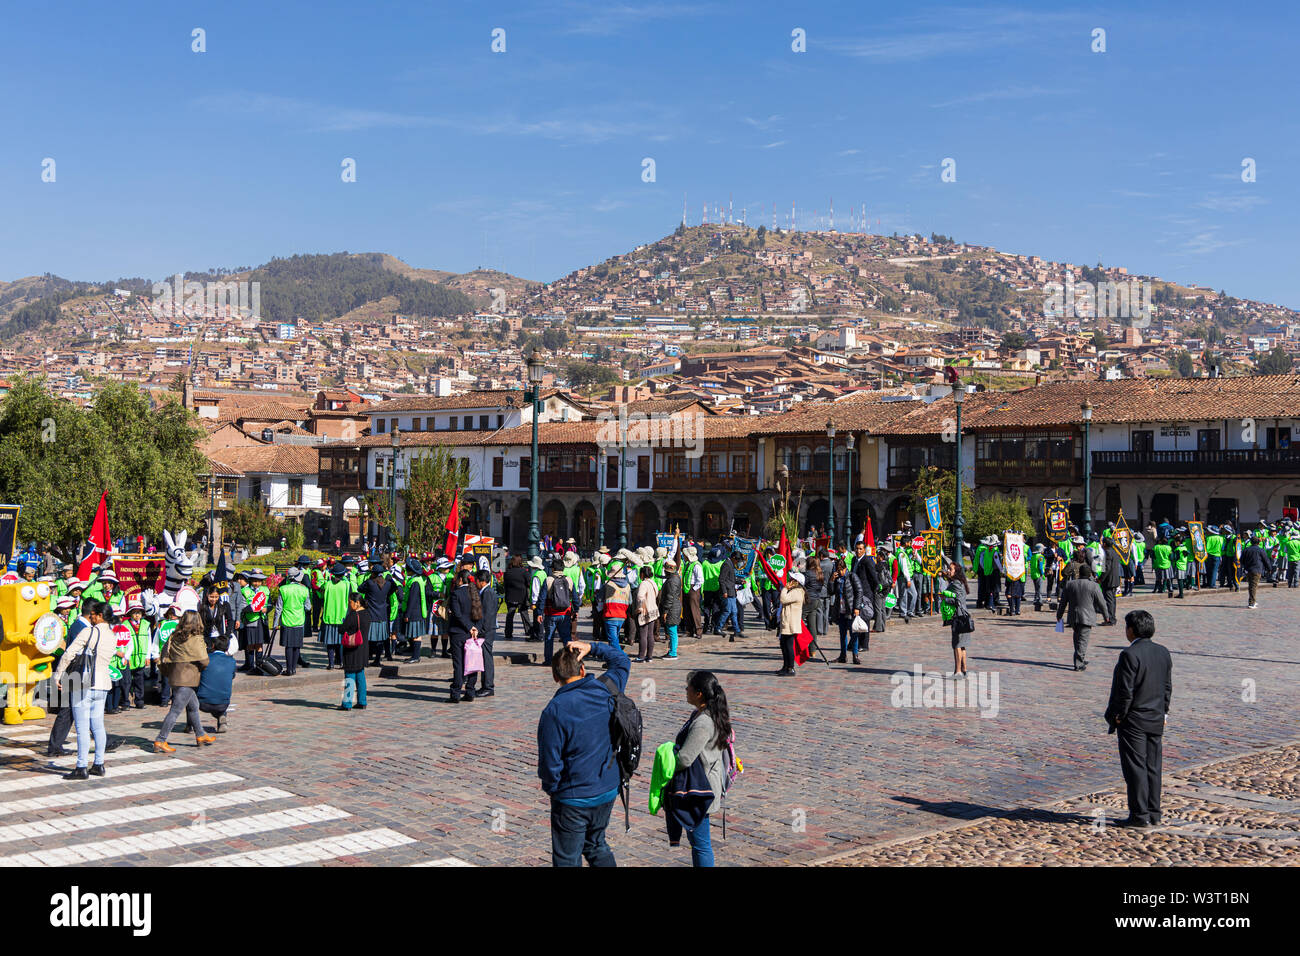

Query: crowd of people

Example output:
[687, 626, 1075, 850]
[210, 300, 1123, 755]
[8, 509, 1286, 862]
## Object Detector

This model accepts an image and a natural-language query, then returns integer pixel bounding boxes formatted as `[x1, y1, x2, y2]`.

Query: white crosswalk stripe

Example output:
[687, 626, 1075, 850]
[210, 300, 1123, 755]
[0, 770, 234, 816]
[177, 828, 416, 866]
[0, 757, 193, 794]
[0, 786, 294, 844]
[0, 804, 352, 866]
[0, 749, 147, 775]
[409, 856, 475, 866]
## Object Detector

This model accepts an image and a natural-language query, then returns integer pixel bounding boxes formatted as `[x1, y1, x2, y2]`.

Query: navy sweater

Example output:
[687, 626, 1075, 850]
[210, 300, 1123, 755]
[196, 651, 237, 711]
[537, 642, 630, 805]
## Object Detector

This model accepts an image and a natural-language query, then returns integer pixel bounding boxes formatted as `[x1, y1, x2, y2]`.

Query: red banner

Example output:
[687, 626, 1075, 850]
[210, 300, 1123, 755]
[111, 556, 167, 599]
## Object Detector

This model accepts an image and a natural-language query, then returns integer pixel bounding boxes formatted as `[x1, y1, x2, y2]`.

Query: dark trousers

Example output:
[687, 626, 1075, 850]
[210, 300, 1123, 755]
[284, 646, 302, 675]
[542, 614, 570, 666]
[1102, 586, 1117, 624]
[550, 799, 616, 867]
[476, 635, 494, 692]
[761, 588, 778, 628]
[504, 603, 526, 641]
[449, 632, 469, 696]
[1072, 624, 1091, 669]
[158, 673, 172, 705]
[128, 666, 145, 706]
[1117, 725, 1163, 824]
[778, 632, 795, 671]
[1247, 572, 1260, 605]
[47, 704, 74, 750]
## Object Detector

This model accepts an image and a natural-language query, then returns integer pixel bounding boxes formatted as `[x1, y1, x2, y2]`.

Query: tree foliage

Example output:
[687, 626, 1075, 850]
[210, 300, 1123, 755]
[222, 500, 280, 547]
[1255, 346, 1294, 376]
[966, 493, 1035, 544]
[902, 466, 973, 544]
[0, 376, 205, 553]
[399, 447, 468, 553]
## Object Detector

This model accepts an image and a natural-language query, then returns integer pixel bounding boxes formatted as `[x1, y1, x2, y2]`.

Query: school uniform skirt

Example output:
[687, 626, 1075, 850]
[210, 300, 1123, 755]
[367, 620, 390, 644]
[405, 616, 428, 638]
[243, 621, 265, 647]
[319, 623, 342, 645]
[281, 625, 305, 649]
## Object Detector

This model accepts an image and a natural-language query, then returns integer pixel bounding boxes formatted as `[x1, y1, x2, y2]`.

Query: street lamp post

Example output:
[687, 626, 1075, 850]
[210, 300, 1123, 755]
[618, 424, 628, 551]
[598, 451, 607, 551]
[826, 419, 836, 544]
[845, 433, 855, 554]
[953, 386, 965, 566]
[389, 427, 400, 548]
[525, 357, 544, 559]
[1081, 400, 1094, 535]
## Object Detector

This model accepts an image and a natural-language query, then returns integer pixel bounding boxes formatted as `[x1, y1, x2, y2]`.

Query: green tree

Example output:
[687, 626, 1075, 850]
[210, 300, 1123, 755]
[222, 500, 279, 548]
[1000, 332, 1025, 352]
[1091, 330, 1109, 350]
[399, 447, 468, 552]
[1255, 346, 1294, 375]
[902, 466, 973, 544]
[1167, 350, 1195, 377]
[966, 493, 1035, 544]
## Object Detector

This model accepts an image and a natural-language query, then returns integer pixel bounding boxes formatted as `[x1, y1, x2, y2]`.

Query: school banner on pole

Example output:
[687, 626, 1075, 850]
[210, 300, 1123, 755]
[732, 536, 758, 577]
[1003, 532, 1026, 581]
[1043, 498, 1070, 543]
[925, 495, 941, 530]
[1188, 521, 1207, 562]
[1114, 510, 1133, 566]
[111, 556, 168, 599]
[920, 529, 945, 575]
[656, 533, 680, 559]
[0, 504, 20, 571]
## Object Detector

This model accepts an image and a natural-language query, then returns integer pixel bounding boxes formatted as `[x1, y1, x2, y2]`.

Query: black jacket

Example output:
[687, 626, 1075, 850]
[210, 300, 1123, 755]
[340, 608, 371, 672]
[718, 559, 736, 594]
[1105, 636, 1172, 734]
[853, 554, 880, 594]
[832, 571, 865, 619]
[200, 602, 235, 646]
[448, 584, 477, 638]
[503, 566, 530, 606]
[360, 574, 394, 621]
[1240, 545, 1272, 576]
[477, 584, 499, 641]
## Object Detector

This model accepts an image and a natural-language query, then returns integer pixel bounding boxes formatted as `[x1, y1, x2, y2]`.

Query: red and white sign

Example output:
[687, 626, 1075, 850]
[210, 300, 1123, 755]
[912, 536, 925, 550]
[250, 589, 267, 613]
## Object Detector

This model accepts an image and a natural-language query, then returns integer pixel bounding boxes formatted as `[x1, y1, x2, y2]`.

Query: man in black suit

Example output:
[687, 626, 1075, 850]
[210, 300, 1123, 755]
[852, 541, 884, 632]
[474, 569, 499, 697]
[1105, 609, 1172, 828]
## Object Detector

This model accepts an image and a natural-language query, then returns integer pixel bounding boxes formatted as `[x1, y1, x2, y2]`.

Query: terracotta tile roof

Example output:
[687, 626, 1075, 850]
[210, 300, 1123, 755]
[210, 444, 322, 475]
[369, 389, 567, 414]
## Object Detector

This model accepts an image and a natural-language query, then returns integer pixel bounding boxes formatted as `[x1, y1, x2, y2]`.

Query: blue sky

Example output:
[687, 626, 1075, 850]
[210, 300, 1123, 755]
[2, 1, 1295, 307]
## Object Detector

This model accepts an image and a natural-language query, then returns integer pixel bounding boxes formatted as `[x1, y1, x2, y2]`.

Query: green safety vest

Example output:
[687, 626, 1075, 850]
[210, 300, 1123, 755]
[977, 547, 995, 576]
[896, 549, 913, 578]
[278, 581, 310, 628]
[1151, 544, 1172, 569]
[1059, 540, 1074, 561]
[702, 561, 722, 592]
[563, 565, 584, 605]
[127, 618, 150, 670]
[1133, 541, 1146, 563]
[1174, 544, 1190, 572]
[406, 576, 428, 619]
[321, 577, 351, 626]
[683, 560, 699, 591]
[1029, 554, 1046, 579]
[1205, 534, 1224, 557]
[241, 585, 269, 623]
[1284, 537, 1300, 561]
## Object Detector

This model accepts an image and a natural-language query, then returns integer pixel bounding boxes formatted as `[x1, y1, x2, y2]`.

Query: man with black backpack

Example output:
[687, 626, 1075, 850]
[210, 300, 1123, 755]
[536, 559, 574, 667]
[537, 639, 635, 867]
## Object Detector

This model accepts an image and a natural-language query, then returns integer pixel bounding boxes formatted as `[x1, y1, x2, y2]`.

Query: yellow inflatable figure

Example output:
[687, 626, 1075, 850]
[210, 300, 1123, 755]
[0, 581, 61, 724]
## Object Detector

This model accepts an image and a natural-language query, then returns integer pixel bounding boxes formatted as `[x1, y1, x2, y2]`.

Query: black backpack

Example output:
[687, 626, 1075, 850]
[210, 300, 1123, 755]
[547, 576, 572, 612]
[599, 673, 643, 833]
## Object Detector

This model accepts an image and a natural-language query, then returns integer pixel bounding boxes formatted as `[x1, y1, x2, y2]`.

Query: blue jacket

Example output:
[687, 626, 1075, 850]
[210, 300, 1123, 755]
[537, 642, 630, 804]
[196, 650, 237, 711]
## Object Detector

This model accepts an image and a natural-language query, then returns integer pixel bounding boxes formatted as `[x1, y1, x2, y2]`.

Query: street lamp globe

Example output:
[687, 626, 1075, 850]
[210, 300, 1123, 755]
[826, 419, 836, 440]
[527, 355, 544, 385]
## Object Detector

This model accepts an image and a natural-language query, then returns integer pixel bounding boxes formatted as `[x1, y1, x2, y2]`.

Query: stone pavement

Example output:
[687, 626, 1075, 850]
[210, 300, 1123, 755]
[3, 583, 1297, 866]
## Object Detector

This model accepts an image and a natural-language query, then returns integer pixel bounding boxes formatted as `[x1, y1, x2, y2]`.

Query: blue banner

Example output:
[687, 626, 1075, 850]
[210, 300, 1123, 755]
[926, 495, 941, 529]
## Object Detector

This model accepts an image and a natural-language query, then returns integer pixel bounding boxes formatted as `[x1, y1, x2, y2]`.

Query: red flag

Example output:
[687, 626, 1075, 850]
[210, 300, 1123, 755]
[793, 620, 815, 666]
[443, 489, 461, 560]
[77, 491, 111, 580]
[864, 515, 875, 556]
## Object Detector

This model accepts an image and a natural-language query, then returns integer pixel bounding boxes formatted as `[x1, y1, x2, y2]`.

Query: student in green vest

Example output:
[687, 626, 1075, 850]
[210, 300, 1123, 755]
[1203, 526, 1223, 590]
[430, 557, 454, 658]
[1150, 536, 1174, 596]
[1131, 532, 1147, 590]
[701, 550, 723, 633]
[397, 556, 428, 660]
[562, 551, 586, 642]
[155, 605, 181, 707]
[239, 569, 271, 672]
[123, 596, 151, 709]
[320, 564, 354, 668]
[1283, 529, 1300, 588]
[1029, 543, 1048, 611]
[527, 555, 547, 641]
[276, 567, 313, 676]
[680, 545, 704, 639]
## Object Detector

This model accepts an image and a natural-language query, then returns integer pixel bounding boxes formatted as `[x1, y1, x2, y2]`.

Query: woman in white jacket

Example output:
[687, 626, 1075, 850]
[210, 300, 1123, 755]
[634, 572, 660, 663]
[53, 600, 118, 779]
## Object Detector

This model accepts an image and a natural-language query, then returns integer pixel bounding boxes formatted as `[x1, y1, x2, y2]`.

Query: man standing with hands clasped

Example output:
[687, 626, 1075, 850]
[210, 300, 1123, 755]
[1104, 609, 1172, 829]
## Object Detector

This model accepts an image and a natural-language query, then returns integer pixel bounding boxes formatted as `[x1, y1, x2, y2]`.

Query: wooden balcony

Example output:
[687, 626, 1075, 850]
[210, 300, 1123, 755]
[780, 469, 857, 495]
[538, 471, 598, 491]
[1092, 448, 1300, 477]
[318, 470, 365, 490]
[654, 470, 757, 492]
[975, 458, 1081, 485]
